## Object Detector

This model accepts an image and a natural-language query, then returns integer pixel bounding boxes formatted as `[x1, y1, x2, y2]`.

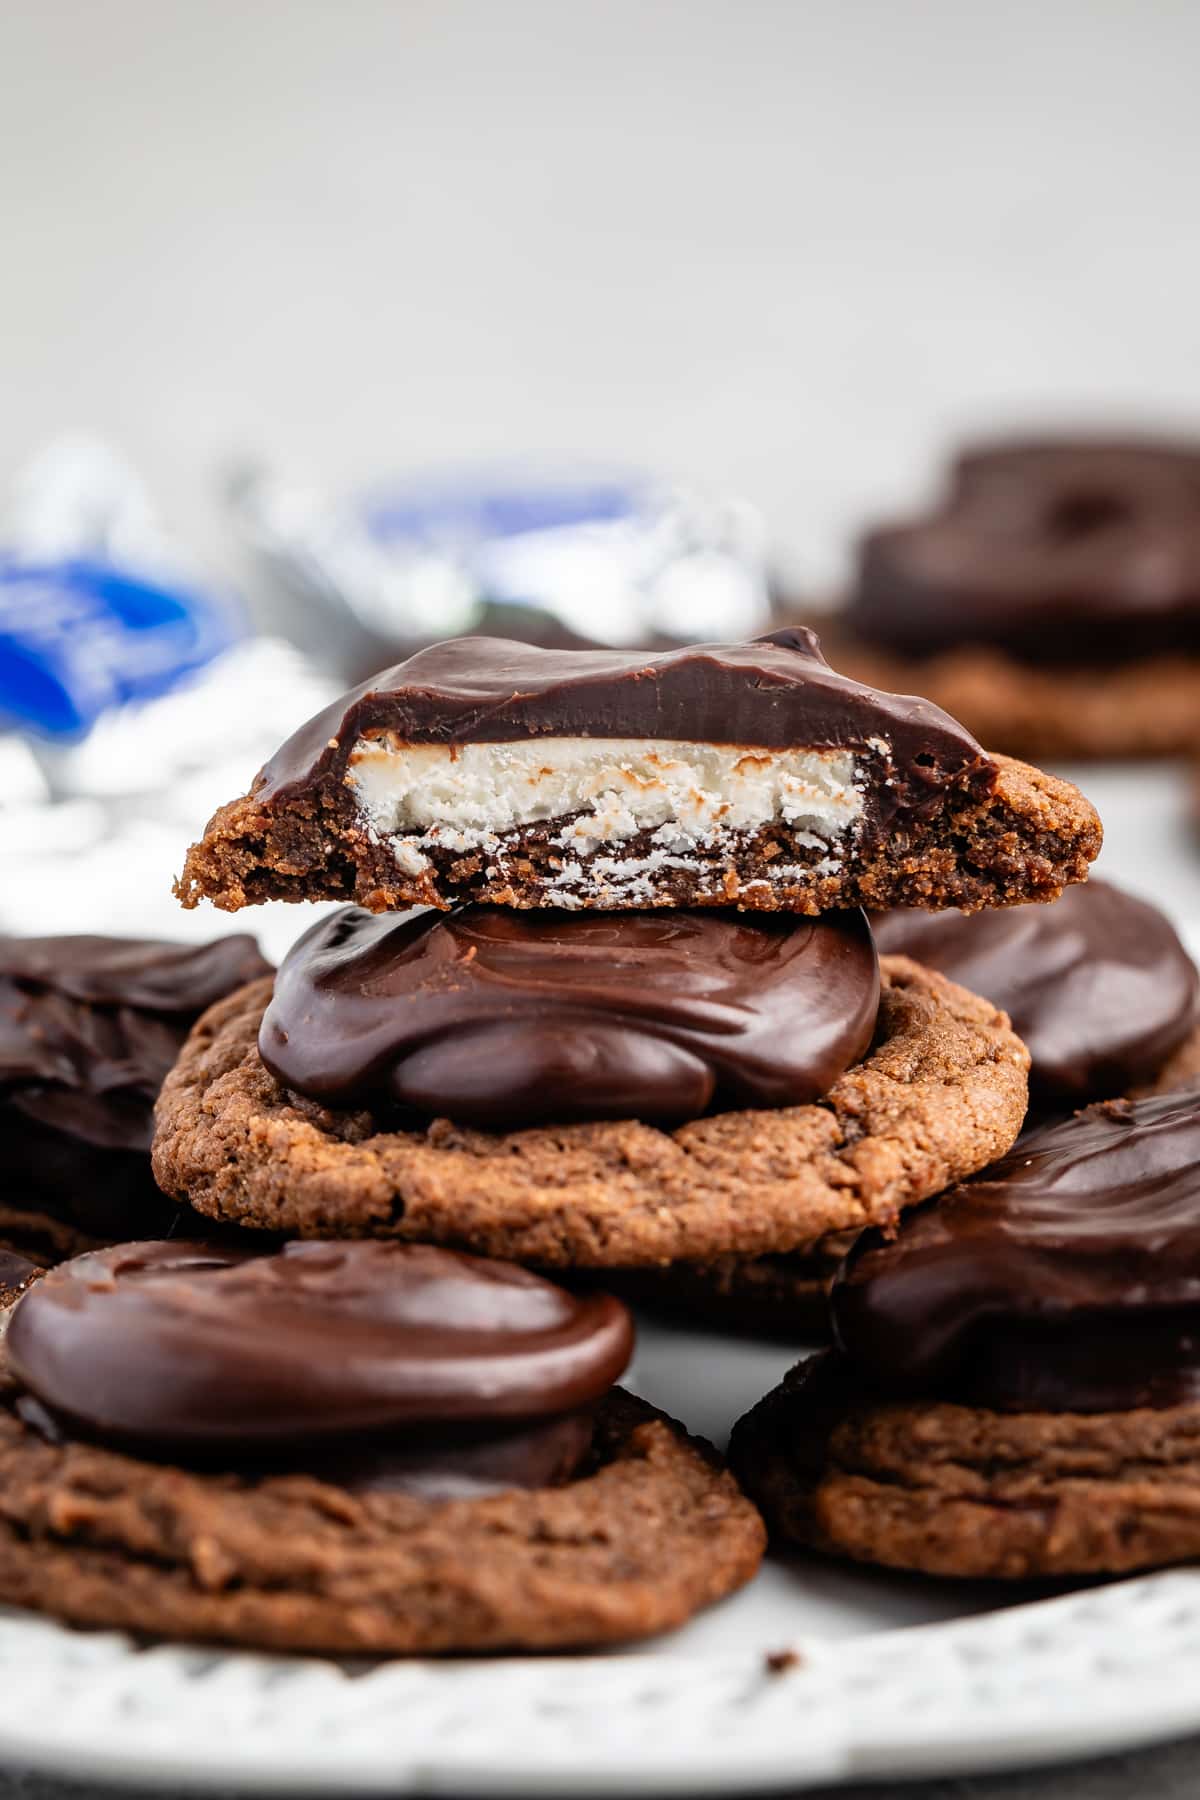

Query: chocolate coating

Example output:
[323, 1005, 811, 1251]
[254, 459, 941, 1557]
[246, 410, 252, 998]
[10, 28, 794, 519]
[871, 880, 1199, 1104]
[849, 436, 1200, 661]
[833, 1090, 1200, 1412]
[0, 934, 272, 1236]
[259, 903, 881, 1128]
[7, 1241, 634, 1494]
[255, 628, 989, 810]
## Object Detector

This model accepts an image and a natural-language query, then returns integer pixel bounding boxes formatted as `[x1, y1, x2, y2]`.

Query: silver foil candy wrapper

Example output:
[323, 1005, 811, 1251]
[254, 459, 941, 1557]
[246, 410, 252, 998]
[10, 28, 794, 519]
[0, 436, 241, 741]
[229, 462, 771, 676]
[0, 439, 342, 955]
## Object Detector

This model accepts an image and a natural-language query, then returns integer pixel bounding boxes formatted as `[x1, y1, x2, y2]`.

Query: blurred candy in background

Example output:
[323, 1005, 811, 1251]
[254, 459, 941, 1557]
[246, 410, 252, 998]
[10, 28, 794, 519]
[231, 461, 769, 678]
[0, 437, 239, 743]
[0, 438, 767, 955]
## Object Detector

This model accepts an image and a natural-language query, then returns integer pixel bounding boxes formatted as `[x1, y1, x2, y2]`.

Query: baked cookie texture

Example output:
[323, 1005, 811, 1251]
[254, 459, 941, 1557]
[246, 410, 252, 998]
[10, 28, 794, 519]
[730, 1354, 1200, 1579]
[0, 1380, 764, 1654]
[152, 958, 1030, 1268]
[613, 1236, 855, 1341]
[821, 636, 1200, 762]
[0, 1205, 106, 1271]
[1135, 1024, 1200, 1099]
[177, 751, 1099, 916]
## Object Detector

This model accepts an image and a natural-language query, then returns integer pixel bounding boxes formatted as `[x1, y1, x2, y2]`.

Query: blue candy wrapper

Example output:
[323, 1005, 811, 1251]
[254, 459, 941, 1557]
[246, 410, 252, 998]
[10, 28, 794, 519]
[0, 438, 239, 740]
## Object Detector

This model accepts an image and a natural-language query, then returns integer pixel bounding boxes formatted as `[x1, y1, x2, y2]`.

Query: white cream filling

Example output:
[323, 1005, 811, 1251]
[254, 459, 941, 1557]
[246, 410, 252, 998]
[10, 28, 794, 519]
[347, 735, 871, 884]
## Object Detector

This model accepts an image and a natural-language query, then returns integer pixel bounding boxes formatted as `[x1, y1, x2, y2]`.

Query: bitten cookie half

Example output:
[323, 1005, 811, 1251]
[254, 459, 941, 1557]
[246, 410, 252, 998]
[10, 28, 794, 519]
[0, 1380, 764, 1654]
[175, 631, 1100, 916]
[152, 956, 1030, 1267]
[730, 1353, 1200, 1580]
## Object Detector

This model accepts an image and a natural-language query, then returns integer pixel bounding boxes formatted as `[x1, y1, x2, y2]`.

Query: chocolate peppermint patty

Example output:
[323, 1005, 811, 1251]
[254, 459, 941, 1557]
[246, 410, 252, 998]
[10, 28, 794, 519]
[731, 1088, 1200, 1578]
[8, 1240, 633, 1495]
[849, 436, 1200, 664]
[1, 933, 271, 1241]
[833, 1090, 1200, 1413]
[871, 879, 1200, 1106]
[153, 952, 1029, 1269]
[175, 629, 1100, 915]
[259, 904, 880, 1130]
[828, 437, 1200, 760]
[0, 1242, 764, 1652]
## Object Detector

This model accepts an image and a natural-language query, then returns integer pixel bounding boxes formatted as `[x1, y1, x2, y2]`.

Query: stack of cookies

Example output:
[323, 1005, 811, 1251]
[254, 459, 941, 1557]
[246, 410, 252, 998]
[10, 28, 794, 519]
[2, 621, 1157, 1650]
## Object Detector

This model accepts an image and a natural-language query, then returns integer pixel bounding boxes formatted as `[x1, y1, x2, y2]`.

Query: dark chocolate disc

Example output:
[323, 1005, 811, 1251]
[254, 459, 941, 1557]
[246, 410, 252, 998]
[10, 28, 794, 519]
[0, 933, 272, 1237]
[871, 880, 1199, 1104]
[259, 904, 880, 1129]
[833, 1088, 1200, 1412]
[257, 630, 987, 800]
[848, 436, 1200, 662]
[0, 933, 271, 1152]
[7, 1240, 634, 1452]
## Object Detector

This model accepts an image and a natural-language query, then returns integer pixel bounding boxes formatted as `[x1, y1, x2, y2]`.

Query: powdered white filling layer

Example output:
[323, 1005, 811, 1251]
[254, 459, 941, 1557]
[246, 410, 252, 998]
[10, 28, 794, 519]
[347, 735, 871, 890]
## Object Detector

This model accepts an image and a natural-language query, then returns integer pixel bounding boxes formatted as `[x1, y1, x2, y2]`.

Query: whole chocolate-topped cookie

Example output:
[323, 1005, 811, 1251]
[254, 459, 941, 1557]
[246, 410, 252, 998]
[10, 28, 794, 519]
[1, 933, 271, 1246]
[0, 1240, 763, 1652]
[872, 879, 1200, 1107]
[175, 630, 1099, 915]
[730, 1088, 1200, 1577]
[607, 876, 1200, 1339]
[153, 906, 1029, 1267]
[833, 436, 1200, 759]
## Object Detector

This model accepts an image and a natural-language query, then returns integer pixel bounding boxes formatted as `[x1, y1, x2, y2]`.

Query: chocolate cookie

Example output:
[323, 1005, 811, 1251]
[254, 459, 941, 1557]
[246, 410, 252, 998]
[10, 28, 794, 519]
[614, 1237, 854, 1341]
[0, 1242, 764, 1652]
[729, 1352, 1200, 1579]
[731, 1089, 1200, 1577]
[871, 879, 1200, 1106]
[176, 630, 1100, 915]
[152, 952, 1029, 1267]
[633, 878, 1200, 1337]
[1, 932, 271, 1241]
[835, 436, 1200, 759]
[0, 1251, 41, 1308]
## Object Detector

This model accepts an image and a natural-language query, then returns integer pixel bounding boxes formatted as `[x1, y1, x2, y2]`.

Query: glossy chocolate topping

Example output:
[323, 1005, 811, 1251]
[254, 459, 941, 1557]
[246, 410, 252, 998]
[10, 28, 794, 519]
[849, 437, 1200, 661]
[255, 628, 989, 805]
[7, 1241, 634, 1494]
[259, 903, 881, 1128]
[833, 1089, 1200, 1412]
[0, 934, 272, 1150]
[0, 934, 271, 1237]
[871, 881, 1199, 1104]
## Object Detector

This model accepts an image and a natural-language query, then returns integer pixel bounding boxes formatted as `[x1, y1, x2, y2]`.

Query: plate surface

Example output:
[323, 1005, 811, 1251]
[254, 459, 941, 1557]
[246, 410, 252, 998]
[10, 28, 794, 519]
[1, 762, 1199, 1792]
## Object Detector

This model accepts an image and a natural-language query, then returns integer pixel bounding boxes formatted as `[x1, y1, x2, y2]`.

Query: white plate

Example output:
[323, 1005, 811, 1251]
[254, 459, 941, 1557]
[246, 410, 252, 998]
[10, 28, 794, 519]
[2, 762, 1199, 1793]
[3, 1321, 1200, 1796]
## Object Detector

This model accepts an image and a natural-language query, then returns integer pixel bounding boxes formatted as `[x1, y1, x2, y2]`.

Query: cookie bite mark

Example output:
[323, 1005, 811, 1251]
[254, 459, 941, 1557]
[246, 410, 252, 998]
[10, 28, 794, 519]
[174, 629, 1100, 915]
[346, 735, 868, 911]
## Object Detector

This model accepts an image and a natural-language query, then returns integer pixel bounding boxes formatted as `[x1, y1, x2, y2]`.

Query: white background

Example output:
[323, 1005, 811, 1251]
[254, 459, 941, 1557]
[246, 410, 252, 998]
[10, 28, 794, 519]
[2, 0, 1199, 590]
